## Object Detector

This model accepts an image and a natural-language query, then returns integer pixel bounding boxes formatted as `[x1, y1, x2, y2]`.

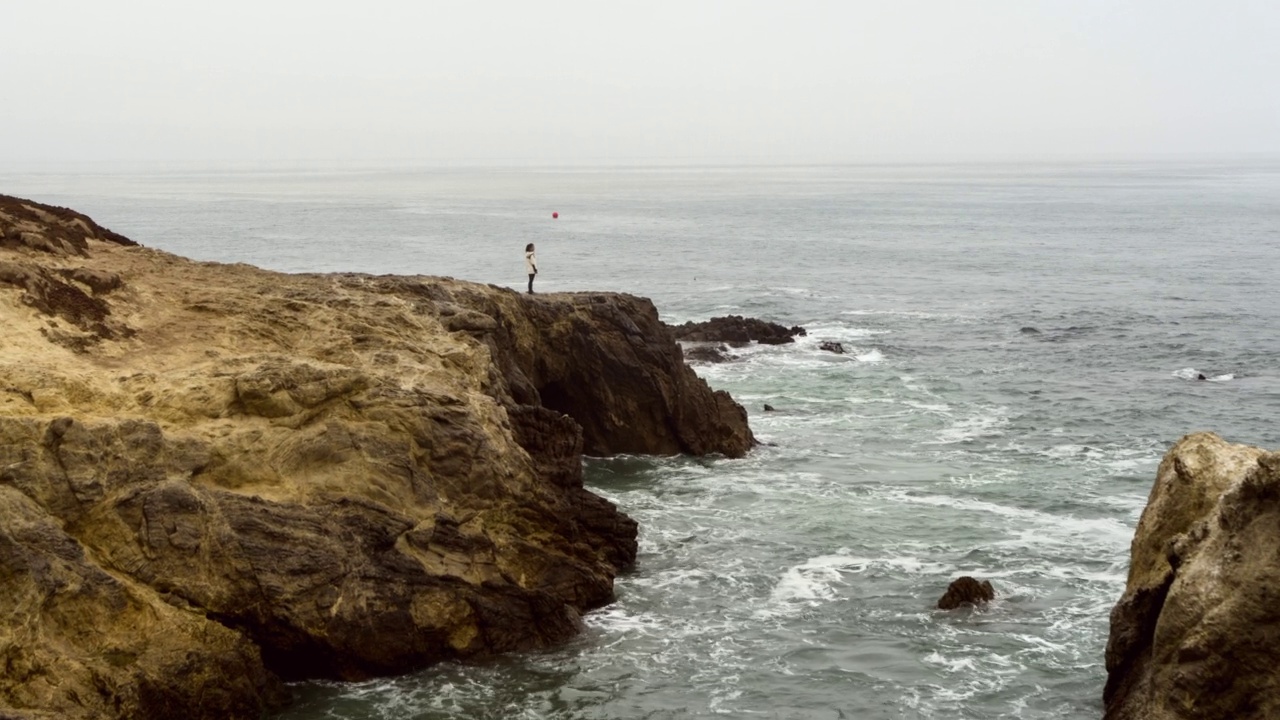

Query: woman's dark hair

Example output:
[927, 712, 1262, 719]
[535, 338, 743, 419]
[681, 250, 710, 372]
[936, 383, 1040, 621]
[525, 243, 535, 252]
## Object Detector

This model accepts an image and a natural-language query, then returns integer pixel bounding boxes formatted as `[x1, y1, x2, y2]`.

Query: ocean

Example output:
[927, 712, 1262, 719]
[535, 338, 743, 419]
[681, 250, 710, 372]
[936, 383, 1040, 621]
[5, 161, 1279, 719]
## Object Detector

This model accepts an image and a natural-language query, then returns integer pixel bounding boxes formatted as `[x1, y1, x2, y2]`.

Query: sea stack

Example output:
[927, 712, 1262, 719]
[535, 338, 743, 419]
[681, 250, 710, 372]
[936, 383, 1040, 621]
[0, 195, 754, 720]
[1104, 432, 1280, 720]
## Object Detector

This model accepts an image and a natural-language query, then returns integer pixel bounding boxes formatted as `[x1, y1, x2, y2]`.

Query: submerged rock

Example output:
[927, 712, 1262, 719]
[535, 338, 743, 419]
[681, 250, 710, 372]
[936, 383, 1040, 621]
[0, 196, 755, 720]
[818, 341, 845, 354]
[682, 343, 734, 364]
[937, 576, 995, 609]
[1104, 432, 1280, 720]
[669, 315, 805, 346]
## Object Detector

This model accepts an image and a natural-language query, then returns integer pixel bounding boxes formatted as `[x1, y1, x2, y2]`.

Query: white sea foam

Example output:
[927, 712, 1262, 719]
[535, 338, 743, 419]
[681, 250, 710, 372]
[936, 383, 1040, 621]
[855, 348, 886, 362]
[927, 408, 1010, 444]
[839, 309, 979, 322]
[1173, 367, 1234, 382]
[876, 489, 1134, 547]
[800, 322, 890, 339]
[922, 651, 979, 672]
[765, 553, 868, 605]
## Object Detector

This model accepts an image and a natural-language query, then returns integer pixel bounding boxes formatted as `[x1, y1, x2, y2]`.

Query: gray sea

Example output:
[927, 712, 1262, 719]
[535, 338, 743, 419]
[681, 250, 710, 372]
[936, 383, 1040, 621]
[5, 161, 1279, 719]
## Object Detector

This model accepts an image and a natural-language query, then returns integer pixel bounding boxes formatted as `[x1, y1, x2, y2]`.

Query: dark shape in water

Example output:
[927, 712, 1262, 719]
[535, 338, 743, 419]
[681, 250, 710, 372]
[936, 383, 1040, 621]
[819, 341, 845, 354]
[683, 343, 733, 364]
[937, 576, 995, 609]
[669, 315, 806, 346]
[763, 404, 775, 412]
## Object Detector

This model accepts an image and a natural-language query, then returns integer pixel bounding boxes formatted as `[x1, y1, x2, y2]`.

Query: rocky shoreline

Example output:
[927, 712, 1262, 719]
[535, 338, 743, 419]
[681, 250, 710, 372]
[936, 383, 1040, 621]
[0, 196, 752, 719]
[4, 195, 1278, 719]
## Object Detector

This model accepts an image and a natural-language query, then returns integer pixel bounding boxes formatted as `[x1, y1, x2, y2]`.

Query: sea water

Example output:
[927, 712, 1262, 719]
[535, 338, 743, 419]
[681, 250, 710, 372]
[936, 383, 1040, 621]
[5, 161, 1279, 719]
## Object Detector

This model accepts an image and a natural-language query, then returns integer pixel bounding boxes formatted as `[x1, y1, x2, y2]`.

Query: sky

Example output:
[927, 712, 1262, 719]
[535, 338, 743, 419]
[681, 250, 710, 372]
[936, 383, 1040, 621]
[2, 1, 1278, 166]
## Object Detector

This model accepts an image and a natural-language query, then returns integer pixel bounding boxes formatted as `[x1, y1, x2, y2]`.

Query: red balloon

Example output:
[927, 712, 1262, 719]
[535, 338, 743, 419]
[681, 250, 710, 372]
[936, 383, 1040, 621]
[552, 212, 559, 219]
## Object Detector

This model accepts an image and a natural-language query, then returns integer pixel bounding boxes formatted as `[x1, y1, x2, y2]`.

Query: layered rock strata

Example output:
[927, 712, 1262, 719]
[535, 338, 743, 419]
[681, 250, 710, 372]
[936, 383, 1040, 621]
[1104, 432, 1280, 720]
[0, 196, 753, 719]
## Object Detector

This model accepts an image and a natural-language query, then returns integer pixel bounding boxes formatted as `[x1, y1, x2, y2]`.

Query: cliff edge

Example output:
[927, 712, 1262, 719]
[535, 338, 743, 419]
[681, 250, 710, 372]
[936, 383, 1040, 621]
[1105, 432, 1280, 720]
[0, 195, 753, 719]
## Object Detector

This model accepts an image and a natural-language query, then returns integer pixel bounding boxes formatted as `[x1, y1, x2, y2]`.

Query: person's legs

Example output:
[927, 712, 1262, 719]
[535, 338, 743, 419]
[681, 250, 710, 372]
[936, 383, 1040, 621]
[527, 274, 535, 293]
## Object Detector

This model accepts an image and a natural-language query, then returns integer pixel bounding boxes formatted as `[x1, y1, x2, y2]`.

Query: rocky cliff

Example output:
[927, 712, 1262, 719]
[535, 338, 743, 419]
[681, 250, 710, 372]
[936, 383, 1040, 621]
[1104, 432, 1280, 720]
[0, 195, 754, 719]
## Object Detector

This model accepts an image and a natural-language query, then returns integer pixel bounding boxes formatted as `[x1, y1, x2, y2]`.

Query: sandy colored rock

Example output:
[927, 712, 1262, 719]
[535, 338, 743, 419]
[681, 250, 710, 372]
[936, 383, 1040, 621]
[1104, 432, 1280, 720]
[0, 196, 753, 719]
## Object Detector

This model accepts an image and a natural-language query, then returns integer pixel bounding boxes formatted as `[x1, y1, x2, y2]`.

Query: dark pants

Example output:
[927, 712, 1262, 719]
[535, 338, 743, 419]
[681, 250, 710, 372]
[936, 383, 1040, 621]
[528, 274, 535, 293]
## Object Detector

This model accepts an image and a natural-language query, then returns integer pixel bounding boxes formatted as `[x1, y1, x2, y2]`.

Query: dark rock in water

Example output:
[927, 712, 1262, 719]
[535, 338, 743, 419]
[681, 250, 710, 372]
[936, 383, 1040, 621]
[763, 404, 775, 412]
[818, 341, 845, 354]
[669, 315, 805, 346]
[683, 343, 734, 364]
[1020, 327, 1041, 334]
[937, 576, 995, 609]
[1197, 373, 1207, 380]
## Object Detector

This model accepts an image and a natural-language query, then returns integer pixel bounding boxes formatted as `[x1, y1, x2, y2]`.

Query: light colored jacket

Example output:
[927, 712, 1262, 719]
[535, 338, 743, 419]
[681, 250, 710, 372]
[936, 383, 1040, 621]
[525, 251, 537, 274]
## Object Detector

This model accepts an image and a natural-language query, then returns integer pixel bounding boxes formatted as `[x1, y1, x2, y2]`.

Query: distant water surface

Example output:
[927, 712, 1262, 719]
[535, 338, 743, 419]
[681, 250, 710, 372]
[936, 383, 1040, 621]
[5, 161, 1279, 719]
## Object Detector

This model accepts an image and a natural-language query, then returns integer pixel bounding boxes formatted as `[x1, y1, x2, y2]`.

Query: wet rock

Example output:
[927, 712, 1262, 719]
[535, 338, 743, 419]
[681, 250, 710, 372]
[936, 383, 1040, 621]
[669, 315, 805, 346]
[763, 404, 775, 412]
[937, 576, 995, 609]
[682, 343, 733, 364]
[818, 341, 845, 354]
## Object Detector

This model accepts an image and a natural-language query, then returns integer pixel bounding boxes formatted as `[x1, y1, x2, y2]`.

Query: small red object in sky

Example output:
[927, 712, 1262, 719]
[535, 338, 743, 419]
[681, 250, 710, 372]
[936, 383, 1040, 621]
[552, 212, 559, 219]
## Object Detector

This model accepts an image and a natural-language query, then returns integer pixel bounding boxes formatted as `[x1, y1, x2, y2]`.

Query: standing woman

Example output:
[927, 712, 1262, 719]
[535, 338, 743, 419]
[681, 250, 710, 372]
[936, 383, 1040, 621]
[525, 243, 538, 293]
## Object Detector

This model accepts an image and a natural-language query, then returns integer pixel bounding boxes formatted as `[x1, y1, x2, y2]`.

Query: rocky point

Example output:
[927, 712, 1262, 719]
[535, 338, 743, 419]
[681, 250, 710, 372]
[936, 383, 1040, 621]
[0, 195, 754, 720]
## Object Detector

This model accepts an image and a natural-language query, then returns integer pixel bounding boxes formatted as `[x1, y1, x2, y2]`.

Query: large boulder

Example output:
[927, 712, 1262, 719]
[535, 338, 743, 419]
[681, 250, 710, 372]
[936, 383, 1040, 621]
[0, 196, 754, 719]
[1104, 432, 1280, 720]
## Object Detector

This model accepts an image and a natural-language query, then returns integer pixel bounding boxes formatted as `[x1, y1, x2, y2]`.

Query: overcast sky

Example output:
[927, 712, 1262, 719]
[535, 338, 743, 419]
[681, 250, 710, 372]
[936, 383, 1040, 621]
[3, 1, 1278, 166]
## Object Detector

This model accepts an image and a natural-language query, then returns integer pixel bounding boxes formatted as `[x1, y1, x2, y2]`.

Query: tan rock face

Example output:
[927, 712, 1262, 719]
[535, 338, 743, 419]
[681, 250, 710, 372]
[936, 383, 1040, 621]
[0, 196, 753, 719]
[1104, 432, 1280, 720]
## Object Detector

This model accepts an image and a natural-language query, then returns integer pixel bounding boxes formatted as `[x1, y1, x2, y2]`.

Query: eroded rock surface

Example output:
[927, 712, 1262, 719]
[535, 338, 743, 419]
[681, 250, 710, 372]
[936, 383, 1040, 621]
[0, 196, 753, 719]
[1104, 432, 1280, 720]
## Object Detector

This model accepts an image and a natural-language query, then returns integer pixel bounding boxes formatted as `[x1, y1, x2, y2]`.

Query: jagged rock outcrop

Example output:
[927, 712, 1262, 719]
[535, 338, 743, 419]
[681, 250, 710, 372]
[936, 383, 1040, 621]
[669, 315, 806, 346]
[936, 576, 995, 609]
[0, 196, 753, 720]
[1104, 432, 1280, 720]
